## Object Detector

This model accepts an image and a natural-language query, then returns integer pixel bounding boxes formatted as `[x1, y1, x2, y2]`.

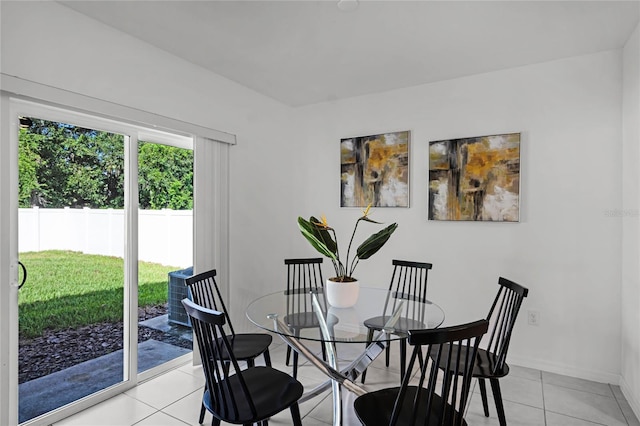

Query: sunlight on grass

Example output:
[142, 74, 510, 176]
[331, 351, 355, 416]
[18, 250, 180, 338]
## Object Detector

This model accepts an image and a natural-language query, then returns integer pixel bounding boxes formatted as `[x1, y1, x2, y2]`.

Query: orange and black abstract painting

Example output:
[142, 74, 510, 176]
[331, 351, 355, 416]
[341, 131, 409, 207]
[429, 133, 520, 221]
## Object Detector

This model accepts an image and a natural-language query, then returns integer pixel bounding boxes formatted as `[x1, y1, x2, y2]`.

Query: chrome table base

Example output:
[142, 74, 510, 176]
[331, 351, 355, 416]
[266, 297, 404, 426]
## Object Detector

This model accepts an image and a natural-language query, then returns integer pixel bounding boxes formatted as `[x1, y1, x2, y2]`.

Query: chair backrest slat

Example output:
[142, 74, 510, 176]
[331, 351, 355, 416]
[182, 298, 259, 420]
[484, 277, 529, 373]
[387, 319, 489, 426]
[284, 258, 325, 314]
[185, 269, 237, 337]
[383, 259, 433, 322]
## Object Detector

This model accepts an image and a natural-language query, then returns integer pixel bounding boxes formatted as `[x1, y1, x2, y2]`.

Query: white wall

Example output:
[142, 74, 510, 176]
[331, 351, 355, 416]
[622, 23, 640, 416]
[0, 1, 299, 324]
[296, 50, 624, 384]
[0, 0, 635, 396]
[0, 2, 289, 140]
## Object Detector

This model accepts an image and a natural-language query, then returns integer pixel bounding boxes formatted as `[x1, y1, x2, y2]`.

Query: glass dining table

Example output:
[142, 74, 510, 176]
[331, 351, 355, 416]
[246, 286, 445, 426]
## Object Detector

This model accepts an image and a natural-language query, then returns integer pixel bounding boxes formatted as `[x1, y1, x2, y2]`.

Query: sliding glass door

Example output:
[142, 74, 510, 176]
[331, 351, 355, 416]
[137, 140, 194, 376]
[17, 117, 128, 423]
[1, 88, 231, 426]
[5, 99, 194, 425]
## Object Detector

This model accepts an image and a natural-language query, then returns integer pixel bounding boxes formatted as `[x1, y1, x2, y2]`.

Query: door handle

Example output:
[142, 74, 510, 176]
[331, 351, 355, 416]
[18, 261, 27, 290]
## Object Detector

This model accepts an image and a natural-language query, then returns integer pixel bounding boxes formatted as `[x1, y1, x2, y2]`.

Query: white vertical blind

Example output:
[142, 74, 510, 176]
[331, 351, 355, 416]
[192, 136, 230, 365]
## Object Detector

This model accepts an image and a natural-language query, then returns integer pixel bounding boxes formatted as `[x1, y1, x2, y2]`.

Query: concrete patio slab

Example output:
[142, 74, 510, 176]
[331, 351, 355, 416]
[19, 339, 190, 423]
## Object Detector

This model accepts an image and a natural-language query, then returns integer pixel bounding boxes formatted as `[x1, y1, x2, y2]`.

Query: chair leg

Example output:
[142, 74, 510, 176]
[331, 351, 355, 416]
[286, 329, 298, 366]
[361, 328, 375, 384]
[199, 402, 207, 424]
[247, 358, 255, 368]
[417, 344, 424, 369]
[263, 348, 272, 366]
[292, 330, 301, 379]
[290, 402, 303, 426]
[293, 350, 299, 379]
[478, 378, 490, 417]
[399, 338, 406, 382]
[490, 378, 507, 426]
[321, 340, 327, 360]
[385, 337, 391, 367]
[200, 388, 207, 424]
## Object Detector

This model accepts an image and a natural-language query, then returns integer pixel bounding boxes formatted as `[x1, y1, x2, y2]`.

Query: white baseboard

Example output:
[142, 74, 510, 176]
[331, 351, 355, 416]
[507, 354, 621, 385]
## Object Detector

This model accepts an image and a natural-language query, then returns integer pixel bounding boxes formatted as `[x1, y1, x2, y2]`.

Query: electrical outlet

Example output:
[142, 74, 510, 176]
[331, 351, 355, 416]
[527, 310, 539, 326]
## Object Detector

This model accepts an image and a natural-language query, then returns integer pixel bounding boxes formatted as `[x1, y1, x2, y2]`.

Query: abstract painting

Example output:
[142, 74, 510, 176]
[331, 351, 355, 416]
[429, 133, 520, 222]
[341, 131, 409, 207]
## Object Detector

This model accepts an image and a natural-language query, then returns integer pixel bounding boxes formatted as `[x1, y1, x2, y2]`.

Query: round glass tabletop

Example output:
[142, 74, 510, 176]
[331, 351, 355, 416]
[246, 286, 445, 344]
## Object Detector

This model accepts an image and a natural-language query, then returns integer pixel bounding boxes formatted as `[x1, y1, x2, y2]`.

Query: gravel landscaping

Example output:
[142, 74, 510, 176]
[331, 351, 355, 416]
[18, 304, 192, 384]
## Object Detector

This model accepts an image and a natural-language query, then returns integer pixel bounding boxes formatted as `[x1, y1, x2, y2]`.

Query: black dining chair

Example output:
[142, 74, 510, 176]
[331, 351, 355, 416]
[283, 257, 334, 379]
[354, 319, 489, 426]
[433, 277, 529, 426]
[361, 259, 433, 384]
[185, 269, 273, 423]
[182, 298, 304, 426]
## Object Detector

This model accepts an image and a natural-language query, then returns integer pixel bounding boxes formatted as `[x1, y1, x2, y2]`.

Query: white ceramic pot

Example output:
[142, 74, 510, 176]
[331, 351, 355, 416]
[325, 278, 360, 308]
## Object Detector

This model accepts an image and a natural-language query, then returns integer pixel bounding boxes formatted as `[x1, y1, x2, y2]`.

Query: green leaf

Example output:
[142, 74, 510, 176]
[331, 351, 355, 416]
[356, 223, 398, 260]
[360, 216, 383, 224]
[309, 216, 338, 254]
[297, 217, 337, 259]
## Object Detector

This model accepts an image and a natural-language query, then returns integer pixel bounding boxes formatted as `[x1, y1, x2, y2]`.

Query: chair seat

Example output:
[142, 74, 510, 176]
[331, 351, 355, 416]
[361, 258, 432, 385]
[204, 366, 304, 424]
[283, 312, 339, 330]
[284, 312, 321, 329]
[434, 344, 511, 379]
[354, 386, 468, 426]
[221, 333, 272, 361]
[364, 315, 426, 335]
[474, 347, 510, 378]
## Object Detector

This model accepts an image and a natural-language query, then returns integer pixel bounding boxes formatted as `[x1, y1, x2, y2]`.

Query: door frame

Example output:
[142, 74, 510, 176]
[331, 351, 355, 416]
[0, 93, 230, 425]
[7, 98, 146, 425]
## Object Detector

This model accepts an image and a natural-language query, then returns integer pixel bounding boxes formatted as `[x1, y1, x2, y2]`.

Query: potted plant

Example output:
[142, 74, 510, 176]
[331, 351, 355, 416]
[297, 205, 398, 307]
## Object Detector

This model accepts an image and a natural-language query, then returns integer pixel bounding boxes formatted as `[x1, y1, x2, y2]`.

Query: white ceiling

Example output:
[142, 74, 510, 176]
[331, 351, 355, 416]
[60, 0, 639, 107]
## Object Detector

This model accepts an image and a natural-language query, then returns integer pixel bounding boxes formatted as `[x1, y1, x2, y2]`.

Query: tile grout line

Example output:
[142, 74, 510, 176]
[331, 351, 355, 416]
[540, 375, 616, 426]
[463, 378, 477, 418]
[541, 370, 548, 426]
[610, 383, 632, 425]
[131, 409, 190, 426]
[544, 379, 623, 400]
[62, 363, 637, 426]
[544, 408, 610, 426]
[540, 370, 547, 426]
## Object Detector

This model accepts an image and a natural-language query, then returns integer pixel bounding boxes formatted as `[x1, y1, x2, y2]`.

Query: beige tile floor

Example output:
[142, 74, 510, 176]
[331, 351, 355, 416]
[55, 341, 640, 426]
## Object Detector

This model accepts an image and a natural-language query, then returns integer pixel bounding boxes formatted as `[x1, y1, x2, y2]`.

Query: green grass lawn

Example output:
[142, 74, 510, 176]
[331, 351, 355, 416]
[18, 250, 181, 339]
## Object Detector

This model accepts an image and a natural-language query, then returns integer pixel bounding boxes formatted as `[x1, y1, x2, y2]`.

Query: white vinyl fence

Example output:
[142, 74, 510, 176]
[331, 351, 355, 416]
[19, 207, 193, 268]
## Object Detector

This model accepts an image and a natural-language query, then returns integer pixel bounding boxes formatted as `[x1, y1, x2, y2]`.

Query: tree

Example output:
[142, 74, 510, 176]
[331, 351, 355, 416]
[138, 142, 193, 210]
[18, 119, 193, 210]
[18, 128, 44, 207]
